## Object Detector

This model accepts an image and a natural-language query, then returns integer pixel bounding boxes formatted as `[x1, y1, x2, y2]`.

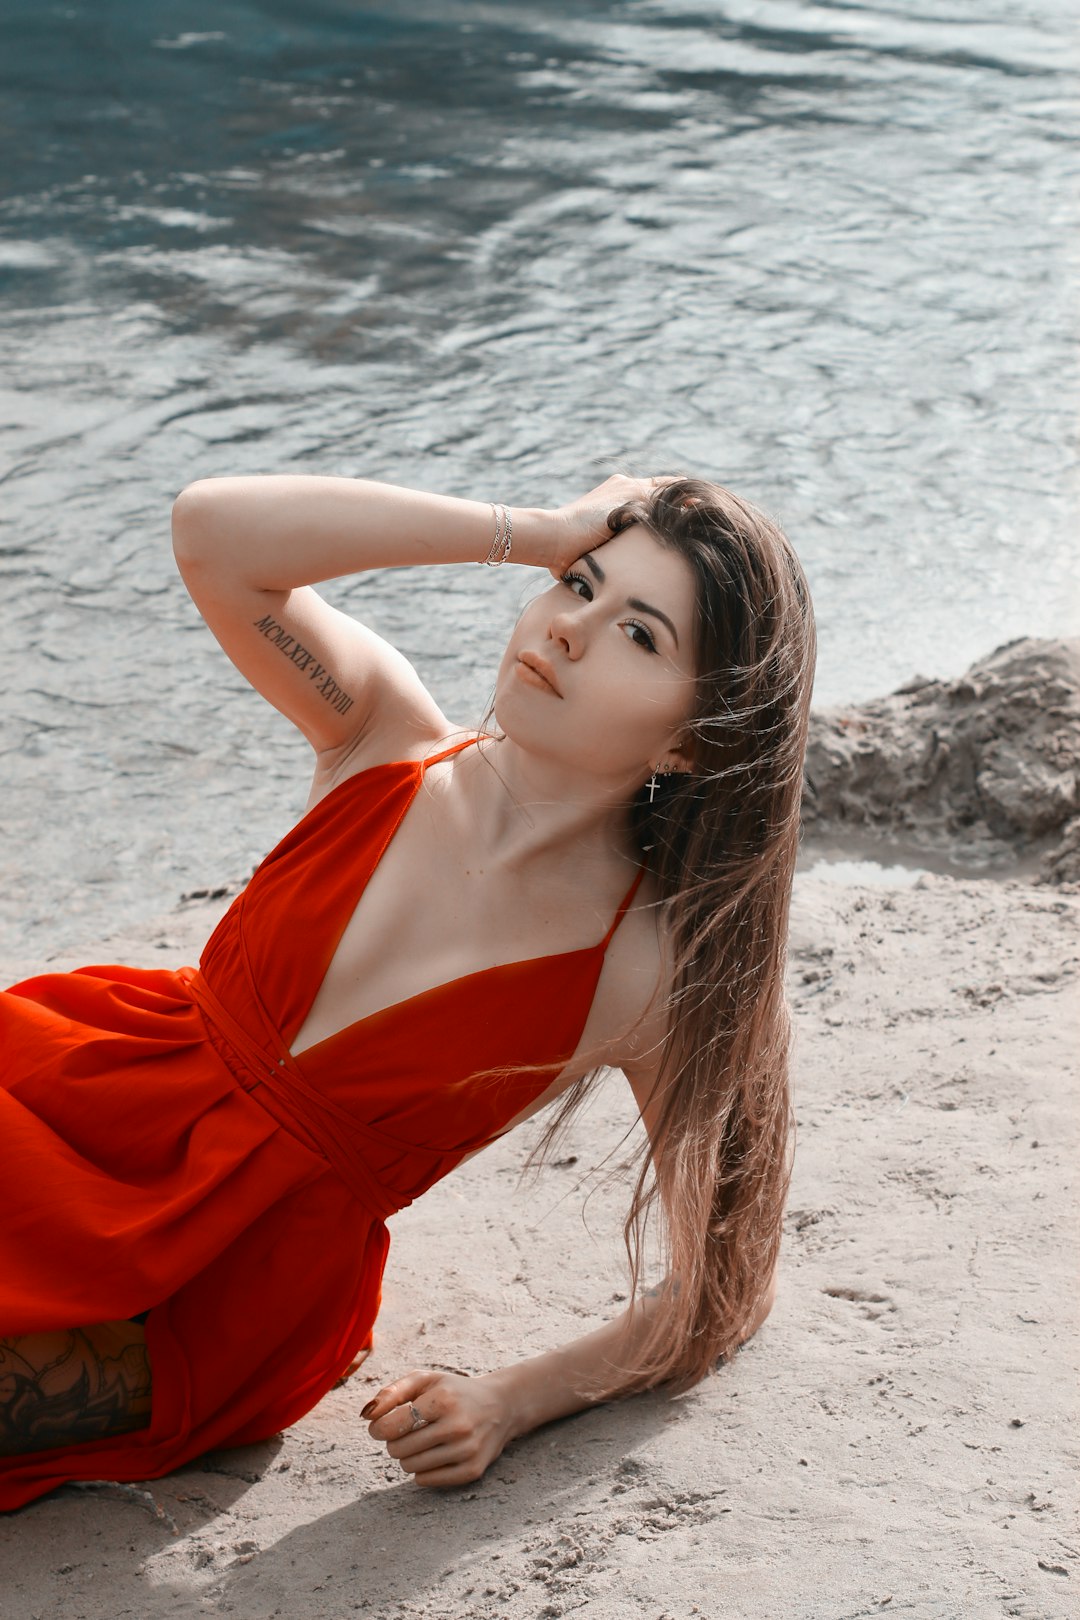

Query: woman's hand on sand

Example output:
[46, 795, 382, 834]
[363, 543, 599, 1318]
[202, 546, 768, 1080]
[361, 1368, 517, 1488]
[538, 472, 679, 578]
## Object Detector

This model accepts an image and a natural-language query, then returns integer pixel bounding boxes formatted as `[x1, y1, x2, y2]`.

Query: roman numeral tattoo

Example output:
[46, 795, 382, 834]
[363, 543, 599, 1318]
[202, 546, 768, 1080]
[253, 614, 355, 715]
[0, 1325, 152, 1456]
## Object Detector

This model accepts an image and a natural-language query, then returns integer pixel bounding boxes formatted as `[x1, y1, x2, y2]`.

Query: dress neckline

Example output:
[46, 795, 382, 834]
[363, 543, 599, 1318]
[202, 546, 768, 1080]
[287, 734, 646, 1061]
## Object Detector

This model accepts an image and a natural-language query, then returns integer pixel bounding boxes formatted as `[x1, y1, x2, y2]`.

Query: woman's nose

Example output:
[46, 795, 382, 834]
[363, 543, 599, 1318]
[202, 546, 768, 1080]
[547, 603, 587, 659]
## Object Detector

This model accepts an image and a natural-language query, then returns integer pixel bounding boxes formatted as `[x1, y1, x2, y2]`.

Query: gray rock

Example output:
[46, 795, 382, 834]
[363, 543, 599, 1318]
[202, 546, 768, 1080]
[802, 638, 1080, 883]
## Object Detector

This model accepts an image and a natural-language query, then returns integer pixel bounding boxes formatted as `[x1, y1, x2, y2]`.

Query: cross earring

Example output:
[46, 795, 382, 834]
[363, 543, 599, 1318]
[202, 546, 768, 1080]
[647, 765, 670, 803]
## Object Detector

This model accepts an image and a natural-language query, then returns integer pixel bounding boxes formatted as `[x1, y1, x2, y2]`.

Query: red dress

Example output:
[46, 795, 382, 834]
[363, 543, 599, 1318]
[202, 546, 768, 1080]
[0, 737, 643, 1510]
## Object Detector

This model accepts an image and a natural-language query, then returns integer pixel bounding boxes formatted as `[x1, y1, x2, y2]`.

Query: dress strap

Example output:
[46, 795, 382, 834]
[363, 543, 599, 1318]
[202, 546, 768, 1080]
[599, 864, 647, 951]
[422, 734, 480, 770]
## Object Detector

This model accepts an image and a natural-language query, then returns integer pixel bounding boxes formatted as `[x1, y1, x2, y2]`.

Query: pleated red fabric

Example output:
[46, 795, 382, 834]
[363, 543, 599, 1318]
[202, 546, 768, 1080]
[1, 737, 644, 1510]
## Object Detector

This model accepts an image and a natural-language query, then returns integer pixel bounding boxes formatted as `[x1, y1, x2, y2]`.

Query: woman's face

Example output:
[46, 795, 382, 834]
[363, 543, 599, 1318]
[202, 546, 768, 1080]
[494, 524, 699, 786]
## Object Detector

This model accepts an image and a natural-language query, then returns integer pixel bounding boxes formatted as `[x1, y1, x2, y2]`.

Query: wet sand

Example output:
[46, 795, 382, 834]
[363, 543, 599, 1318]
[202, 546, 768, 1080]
[2, 858, 1076, 1618]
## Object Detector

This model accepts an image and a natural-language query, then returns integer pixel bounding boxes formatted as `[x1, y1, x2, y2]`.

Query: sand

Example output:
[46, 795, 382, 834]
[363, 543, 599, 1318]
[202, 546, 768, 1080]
[2, 856, 1076, 1620]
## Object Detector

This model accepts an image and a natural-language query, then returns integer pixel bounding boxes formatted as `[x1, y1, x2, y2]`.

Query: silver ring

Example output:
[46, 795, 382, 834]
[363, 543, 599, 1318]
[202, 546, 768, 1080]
[408, 1402, 429, 1432]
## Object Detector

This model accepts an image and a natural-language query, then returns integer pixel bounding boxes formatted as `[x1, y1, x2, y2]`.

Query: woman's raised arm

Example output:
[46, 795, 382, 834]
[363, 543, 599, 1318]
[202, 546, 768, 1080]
[171, 476, 552, 755]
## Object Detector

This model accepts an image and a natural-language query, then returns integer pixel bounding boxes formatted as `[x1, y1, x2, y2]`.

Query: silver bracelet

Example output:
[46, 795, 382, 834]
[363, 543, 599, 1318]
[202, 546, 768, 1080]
[480, 502, 513, 567]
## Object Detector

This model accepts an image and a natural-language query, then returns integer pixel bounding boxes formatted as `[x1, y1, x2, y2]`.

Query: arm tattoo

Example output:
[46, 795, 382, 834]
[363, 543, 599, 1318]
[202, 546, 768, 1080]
[0, 1324, 152, 1456]
[253, 614, 355, 716]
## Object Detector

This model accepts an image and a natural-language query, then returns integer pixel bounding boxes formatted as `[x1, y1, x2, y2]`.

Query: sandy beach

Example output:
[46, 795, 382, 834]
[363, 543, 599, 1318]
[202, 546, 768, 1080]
[3, 0, 1077, 1604]
[2, 641, 1077, 1619]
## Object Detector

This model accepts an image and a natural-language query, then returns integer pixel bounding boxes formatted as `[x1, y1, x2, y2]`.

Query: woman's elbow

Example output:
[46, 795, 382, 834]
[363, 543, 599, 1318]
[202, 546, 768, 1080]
[171, 482, 217, 570]
[738, 1266, 778, 1348]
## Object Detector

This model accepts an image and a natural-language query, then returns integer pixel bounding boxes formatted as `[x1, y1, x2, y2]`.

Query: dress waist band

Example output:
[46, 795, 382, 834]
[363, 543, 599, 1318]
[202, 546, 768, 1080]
[176, 966, 403, 1221]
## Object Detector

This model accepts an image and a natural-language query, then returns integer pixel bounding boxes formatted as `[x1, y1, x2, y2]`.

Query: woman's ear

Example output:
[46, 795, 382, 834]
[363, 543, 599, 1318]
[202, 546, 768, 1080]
[656, 736, 696, 777]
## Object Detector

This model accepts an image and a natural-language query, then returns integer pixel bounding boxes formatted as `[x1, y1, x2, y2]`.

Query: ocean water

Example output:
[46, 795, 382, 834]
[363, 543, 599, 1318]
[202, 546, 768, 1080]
[1, 0, 1077, 959]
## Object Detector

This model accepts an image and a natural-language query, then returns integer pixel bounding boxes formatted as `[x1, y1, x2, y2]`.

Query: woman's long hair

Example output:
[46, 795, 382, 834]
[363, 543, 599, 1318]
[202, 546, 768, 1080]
[528, 475, 816, 1392]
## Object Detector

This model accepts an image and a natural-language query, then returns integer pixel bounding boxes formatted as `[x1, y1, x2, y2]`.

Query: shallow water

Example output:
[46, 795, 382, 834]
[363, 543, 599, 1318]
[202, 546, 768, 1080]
[1, 0, 1077, 959]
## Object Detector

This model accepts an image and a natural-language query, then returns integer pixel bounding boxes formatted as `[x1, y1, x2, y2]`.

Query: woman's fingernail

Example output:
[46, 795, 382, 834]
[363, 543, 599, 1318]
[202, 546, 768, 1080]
[360, 1399, 377, 1419]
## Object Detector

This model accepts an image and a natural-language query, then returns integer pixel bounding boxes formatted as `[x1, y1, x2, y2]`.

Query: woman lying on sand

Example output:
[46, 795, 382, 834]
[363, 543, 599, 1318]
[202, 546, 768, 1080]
[0, 471, 815, 1509]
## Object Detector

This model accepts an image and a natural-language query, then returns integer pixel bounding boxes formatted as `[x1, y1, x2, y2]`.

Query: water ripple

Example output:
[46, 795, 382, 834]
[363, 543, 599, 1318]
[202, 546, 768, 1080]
[0, 0, 1076, 957]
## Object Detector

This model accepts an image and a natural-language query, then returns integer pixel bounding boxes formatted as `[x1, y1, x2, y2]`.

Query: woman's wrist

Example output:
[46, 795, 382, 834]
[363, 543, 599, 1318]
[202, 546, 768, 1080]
[499, 505, 557, 572]
[478, 1358, 566, 1443]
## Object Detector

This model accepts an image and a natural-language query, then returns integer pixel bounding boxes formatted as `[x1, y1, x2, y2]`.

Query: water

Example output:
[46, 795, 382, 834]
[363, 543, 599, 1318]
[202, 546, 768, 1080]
[803, 856, 926, 889]
[1, 0, 1077, 961]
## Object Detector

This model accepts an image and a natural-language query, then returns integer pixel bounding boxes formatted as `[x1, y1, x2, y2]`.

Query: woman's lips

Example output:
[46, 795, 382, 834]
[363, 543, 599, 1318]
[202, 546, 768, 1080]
[516, 652, 562, 696]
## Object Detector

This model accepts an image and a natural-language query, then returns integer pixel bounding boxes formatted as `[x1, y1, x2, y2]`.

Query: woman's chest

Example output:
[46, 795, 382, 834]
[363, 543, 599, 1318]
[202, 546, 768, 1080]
[285, 796, 627, 1060]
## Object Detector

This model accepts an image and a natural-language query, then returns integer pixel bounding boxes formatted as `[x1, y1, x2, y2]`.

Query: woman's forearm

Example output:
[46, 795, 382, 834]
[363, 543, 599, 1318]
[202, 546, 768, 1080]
[484, 1288, 670, 1441]
[484, 1268, 777, 1442]
[171, 475, 550, 589]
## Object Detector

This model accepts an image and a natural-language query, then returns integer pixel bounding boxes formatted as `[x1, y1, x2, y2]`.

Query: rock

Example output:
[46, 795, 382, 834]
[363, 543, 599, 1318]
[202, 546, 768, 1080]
[1040, 814, 1080, 885]
[802, 638, 1080, 882]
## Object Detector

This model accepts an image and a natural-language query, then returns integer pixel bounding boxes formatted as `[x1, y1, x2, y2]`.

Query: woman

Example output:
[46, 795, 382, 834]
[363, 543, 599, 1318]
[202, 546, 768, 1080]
[0, 471, 815, 1508]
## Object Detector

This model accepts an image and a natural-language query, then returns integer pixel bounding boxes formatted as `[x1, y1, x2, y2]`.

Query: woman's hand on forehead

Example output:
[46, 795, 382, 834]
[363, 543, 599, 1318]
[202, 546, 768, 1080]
[544, 474, 680, 578]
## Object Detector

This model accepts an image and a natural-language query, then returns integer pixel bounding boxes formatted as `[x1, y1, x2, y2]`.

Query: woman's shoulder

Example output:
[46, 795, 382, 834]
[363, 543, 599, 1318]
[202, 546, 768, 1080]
[587, 867, 673, 1075]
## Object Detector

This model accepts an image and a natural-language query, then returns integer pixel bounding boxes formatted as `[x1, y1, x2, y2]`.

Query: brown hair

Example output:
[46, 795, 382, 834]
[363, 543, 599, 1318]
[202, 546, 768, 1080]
[528, 475, 816, 1391]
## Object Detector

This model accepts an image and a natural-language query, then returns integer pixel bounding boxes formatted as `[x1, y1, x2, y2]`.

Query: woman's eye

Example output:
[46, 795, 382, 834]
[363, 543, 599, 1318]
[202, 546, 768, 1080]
[557, 575, 656, 653]
[623, 619, 657, 654]
[560, 570, 592, 599]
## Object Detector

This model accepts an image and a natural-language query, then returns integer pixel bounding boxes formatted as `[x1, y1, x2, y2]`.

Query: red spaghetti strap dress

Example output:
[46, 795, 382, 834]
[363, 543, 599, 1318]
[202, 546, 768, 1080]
[0, 736, 644, 1511]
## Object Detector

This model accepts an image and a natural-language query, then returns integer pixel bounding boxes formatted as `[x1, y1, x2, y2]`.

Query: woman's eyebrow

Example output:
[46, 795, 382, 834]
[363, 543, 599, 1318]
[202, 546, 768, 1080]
[581, 551, 680, 647]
